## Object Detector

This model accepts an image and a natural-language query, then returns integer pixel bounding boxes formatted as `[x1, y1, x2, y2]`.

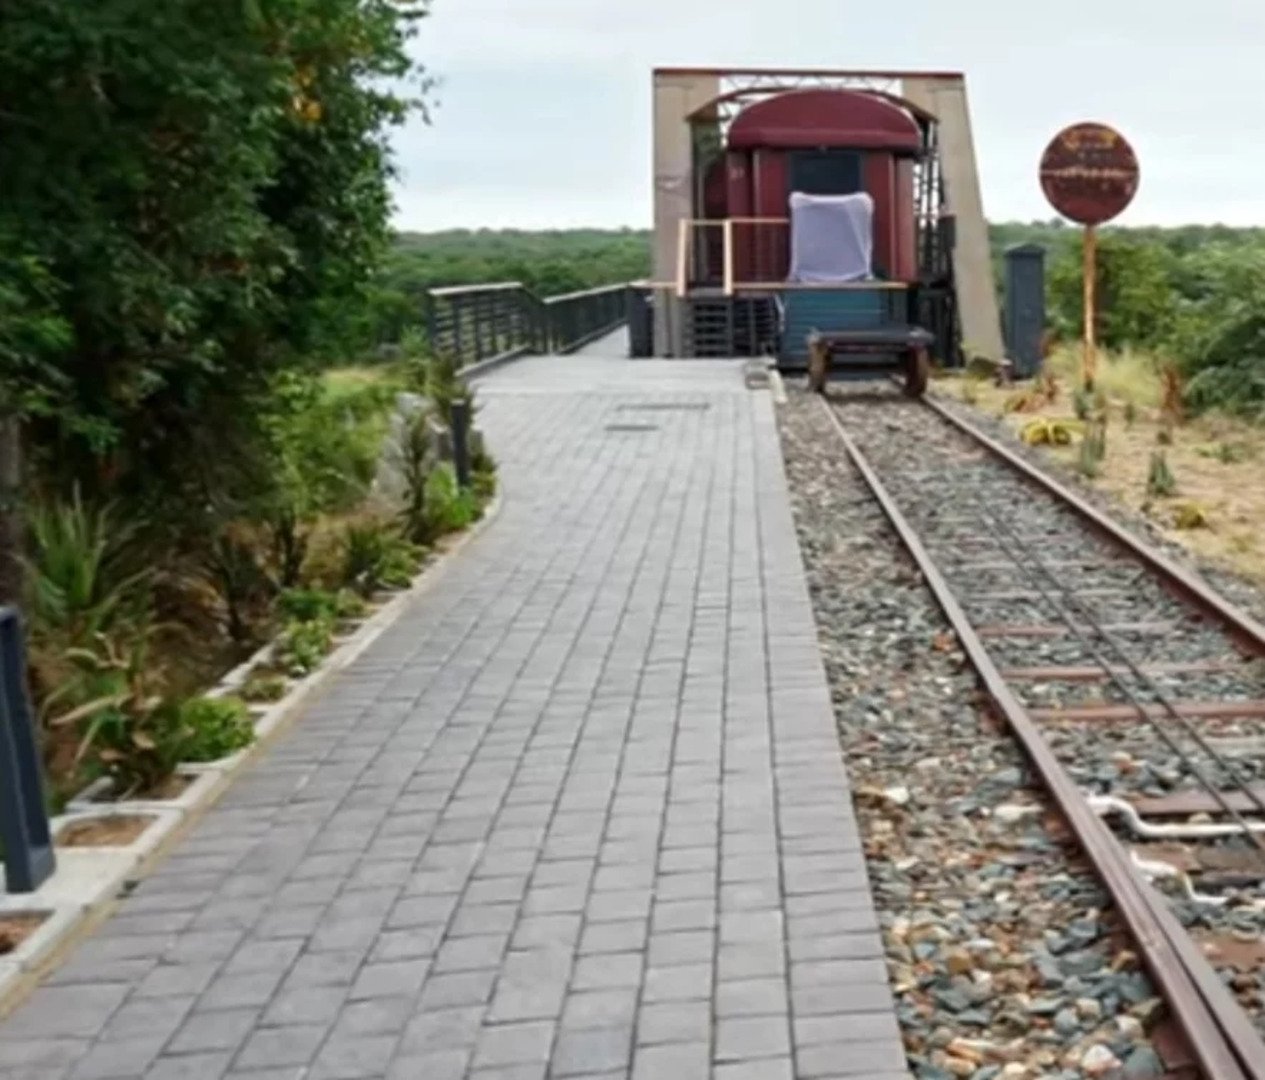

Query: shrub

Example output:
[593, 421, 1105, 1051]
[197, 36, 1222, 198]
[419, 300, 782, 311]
[1147, 451, 1177, 497]
[205, 528, 274, 645]
[278, 587, 364, 624]
[278, 616, 335, 675]
[341, 519, 421, 596]
[1077, 418, 1107, 479]
[23, 488, 150, 647]
[396, 410, 437, 545]
[240, 673, 288, 703]
[424, 464, 477, 536]
[174, 696, 254, 763]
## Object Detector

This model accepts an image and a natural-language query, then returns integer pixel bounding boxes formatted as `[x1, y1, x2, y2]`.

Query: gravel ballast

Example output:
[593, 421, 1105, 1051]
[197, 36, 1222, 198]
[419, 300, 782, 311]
[776, 385, 1170, 1079]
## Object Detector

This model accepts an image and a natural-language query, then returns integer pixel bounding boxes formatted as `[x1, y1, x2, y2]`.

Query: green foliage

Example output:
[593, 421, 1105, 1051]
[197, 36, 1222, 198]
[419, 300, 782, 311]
[396, 410, 438, 545]
[41, 623, 179, 796]
[1077, 418, 1108, 480]
[1147, 451, 1177, 498]
[172, 696, 255, 763]
[2, 0, 428, 504]
[258, 371, 399, 586]
[23, 488, 150, 647]
[425, 464, 478, 535]
[341, 519, 421, 596]
[1124, 400, 1138, 427]
[1072, 387, 1092, 421]
[1195, 442, 1251, 465]
[278, 615, 335, 675]
[241, 673, 289, 703]
[990, 222, 1265, 418]
[278, 587, 364, 623]
[205, 530, 274, 645]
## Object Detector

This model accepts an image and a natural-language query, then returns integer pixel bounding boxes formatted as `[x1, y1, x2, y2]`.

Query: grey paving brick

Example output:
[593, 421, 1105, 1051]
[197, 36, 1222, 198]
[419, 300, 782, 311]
[560, 988, 638, 1031]
[636, 1000, 710, 1045]
[646, 929, 713, 967]
[399, 1006, 484, 1054]
[630, 1041, 709, 1080]
[716, 976, 789, 1018]
[797, 1038, 908, 1077]
[233, 1024, 327, 1070]
[308, 1032, 397, 1078]
[144, 1051, 234, 1080]
[641, 963, 712, 1003]
[68, 1034, 168, 1079]
[386, 1049, 470, 1080]
[200, 969, 286, 1010]
[715, 1014, 792, 1061]
[714, 1059, 794, 1080]
[4, 984, 129, 1039]
[469, 1065, 548, 1080]
[331, 994, 413, 1037]
[472, 1020, 556, 1068]
[168, 1008, 260, 1055]
[0, 363, 907, 1079]
[551, 1026, 633, 1076]
[134, 961, 221, 999]
[263, 986, 348, 1027]
[418, 968, 498, 1009]
[348, 958, 429, 1000]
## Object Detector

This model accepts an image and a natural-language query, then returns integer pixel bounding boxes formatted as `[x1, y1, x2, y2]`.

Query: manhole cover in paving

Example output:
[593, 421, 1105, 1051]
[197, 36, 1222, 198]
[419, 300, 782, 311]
[604, 423, 659, 433]
[617, 403, 711, 412]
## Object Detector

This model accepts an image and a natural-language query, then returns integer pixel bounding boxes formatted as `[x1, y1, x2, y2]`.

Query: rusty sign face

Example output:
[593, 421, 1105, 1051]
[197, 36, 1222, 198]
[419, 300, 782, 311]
[1039, 123, 1139, 226]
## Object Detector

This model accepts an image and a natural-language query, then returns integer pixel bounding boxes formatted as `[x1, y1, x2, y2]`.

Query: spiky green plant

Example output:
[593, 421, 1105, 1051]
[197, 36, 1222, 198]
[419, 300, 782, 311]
[1077, 418, 1108, 479]
[1147, 451, 1177, 497]
[23, 487, 150, 646]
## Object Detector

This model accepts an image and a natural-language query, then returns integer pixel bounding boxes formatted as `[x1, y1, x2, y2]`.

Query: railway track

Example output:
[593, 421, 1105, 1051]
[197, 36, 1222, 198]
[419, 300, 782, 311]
[814, 383, 1265, 1080]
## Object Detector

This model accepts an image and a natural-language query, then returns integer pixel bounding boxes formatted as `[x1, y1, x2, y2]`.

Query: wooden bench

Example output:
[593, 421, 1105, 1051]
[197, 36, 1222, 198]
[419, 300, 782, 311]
[806, 326, 936, 397]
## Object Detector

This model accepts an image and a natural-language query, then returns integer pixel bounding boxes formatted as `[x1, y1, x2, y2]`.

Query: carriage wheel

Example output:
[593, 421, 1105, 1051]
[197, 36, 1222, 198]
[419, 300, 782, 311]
[904, 348, 930, 398]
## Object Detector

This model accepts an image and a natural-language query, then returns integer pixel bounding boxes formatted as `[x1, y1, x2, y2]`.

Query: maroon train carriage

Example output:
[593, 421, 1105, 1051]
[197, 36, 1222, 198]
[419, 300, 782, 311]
[686, 85, 957, 391]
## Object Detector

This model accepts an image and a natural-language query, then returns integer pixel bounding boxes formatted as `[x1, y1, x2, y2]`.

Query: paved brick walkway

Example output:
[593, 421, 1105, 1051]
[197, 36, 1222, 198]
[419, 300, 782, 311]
[0, 356, 908, 1079]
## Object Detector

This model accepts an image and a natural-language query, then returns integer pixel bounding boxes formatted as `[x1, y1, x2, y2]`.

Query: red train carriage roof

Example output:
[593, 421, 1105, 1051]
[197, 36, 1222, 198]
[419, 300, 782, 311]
[727, 89, 921, 152]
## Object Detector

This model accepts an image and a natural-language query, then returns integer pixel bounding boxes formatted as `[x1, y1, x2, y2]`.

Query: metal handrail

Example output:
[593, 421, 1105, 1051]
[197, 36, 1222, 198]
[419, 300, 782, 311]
[424, 281, 632, 373]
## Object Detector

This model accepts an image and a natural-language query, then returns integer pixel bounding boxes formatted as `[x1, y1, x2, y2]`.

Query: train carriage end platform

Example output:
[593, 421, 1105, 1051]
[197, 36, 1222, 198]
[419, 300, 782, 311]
[0, 345, 910, 1080]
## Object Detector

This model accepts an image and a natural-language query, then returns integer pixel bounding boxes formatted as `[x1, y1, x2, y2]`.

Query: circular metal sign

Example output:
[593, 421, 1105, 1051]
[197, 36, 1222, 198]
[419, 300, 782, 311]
[1039, 122, 1139, 225]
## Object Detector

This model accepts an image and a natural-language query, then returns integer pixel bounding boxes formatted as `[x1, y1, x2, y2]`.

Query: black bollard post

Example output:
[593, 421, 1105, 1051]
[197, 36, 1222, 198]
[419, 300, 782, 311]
[0, 607, 55, 893]
[451, 399, 472, 491]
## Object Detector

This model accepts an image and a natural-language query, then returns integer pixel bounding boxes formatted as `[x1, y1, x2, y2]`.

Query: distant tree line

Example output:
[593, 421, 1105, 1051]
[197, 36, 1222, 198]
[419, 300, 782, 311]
[357, 229, 653, 346]
[358, 222, 1265, 418]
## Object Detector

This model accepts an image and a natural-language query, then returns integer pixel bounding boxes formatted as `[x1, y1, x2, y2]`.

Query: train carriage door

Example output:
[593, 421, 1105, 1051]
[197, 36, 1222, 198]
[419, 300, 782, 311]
[788, 150, 863, 198]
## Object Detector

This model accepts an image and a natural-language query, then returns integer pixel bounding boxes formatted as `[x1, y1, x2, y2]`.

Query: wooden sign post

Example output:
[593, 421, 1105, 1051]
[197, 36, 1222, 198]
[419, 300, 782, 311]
[1039, 123, 1140, 391]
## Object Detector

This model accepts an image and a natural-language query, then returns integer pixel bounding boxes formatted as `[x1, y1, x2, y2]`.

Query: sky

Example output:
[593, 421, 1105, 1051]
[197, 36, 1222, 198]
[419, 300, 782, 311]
[390, 0, 1265, 231]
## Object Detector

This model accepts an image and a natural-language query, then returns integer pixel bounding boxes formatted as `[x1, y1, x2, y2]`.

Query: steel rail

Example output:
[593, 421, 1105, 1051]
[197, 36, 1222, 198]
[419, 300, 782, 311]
[966, 490, 1265, 839]
[923, 394, 1265, 659]
[818, 396, 1265, 1080]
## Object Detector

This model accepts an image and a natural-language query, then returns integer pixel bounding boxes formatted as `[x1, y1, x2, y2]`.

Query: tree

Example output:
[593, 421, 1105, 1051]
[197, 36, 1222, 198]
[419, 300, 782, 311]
[1046, 234, 1179, 352]
[0, 0, 429, 530]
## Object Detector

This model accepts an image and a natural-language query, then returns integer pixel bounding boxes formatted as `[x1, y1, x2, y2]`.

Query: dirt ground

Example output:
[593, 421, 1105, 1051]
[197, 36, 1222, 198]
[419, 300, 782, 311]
[938, 373, 1265, 585]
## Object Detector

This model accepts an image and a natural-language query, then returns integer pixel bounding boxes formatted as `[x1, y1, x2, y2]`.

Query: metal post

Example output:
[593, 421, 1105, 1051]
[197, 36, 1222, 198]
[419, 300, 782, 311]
[0, 607, 55, 894]
[1082, 224, 1097, 392]
[1003, 244, 1047, 379]
[423, 292, 438, 355]
[451, 401, 472, 490]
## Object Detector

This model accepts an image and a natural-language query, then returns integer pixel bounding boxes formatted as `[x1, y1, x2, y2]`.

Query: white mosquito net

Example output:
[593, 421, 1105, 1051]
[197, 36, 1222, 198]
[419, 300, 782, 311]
[786, 191, 875, 284]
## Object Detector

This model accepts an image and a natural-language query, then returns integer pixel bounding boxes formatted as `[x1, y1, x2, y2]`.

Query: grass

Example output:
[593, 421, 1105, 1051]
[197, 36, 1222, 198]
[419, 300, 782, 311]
[323, 364, 396, 395]
[943, 347, 1265, 585]
[1044, 344, 1163, 409]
